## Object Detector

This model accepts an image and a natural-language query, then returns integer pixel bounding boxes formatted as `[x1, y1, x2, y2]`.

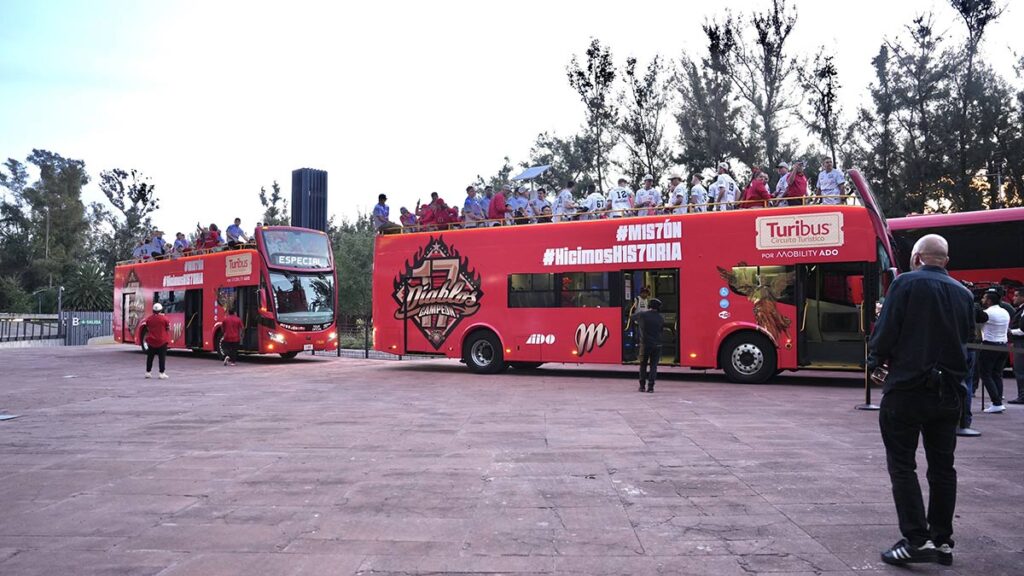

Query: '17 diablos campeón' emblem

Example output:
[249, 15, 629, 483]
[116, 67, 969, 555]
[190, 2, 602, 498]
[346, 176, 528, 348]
[393, 236, 483, 350]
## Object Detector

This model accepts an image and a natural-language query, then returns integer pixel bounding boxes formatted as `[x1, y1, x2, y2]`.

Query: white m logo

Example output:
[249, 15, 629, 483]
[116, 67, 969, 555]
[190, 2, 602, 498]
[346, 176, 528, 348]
[574, 323, 609, 357]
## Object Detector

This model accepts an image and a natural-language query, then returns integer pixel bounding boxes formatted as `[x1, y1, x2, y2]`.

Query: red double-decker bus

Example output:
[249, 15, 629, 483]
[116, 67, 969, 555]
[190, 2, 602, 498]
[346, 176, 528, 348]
[372, 170, 896, 383]
[114, 226, 338, 358]
[889, 208, 1024, 297]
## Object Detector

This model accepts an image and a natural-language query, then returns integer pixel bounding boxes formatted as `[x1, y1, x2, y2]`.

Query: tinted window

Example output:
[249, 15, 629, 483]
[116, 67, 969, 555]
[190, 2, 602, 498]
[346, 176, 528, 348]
[269, 271, 334, 324]
[892, 221, 1024, 272]
[509, 272, 619, 308]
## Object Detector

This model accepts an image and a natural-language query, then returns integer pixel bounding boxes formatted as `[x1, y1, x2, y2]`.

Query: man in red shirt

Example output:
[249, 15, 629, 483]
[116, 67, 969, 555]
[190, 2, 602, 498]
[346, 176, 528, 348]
[739, 169, 772, 208]
[221, 309, 244, 366]
[142, 303, 171, 379]
[487, 185, 509, 225]
[782, 160, 809, 206]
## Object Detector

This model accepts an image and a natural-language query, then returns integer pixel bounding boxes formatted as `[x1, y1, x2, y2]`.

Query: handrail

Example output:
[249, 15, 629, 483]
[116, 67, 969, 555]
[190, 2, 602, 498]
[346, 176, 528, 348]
[116, 242, 257, 267]
[386, 193, 862, 235]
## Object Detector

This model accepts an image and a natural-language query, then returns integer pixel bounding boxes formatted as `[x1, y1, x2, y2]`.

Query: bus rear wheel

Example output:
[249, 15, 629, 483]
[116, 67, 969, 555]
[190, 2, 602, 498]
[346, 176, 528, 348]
[719, 332, 777, 384]
[139, 329, 149, 353]
[213, 331, 226, 360]
[463, 331, 506, 374]
[279, 351, 299, 359]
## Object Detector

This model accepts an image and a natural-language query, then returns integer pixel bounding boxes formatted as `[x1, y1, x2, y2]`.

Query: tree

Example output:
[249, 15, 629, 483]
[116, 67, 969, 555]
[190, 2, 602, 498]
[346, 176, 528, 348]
[676, 21, 751, 175]
[523, 131, 595, 192]
[853, 46, 902, 213]
[617, 55, 673, 181]
[259, 180, 289, 225]
[328, 213, 374, 320]
[64, 261, 113, 311]
[0, 274, 32, 313]
[98, 168, 159, 266]
[475, 156, 515, 189]
[800, 51, 843, 165]
[720, 0, 802, 170]
[567, 38, 618, 192]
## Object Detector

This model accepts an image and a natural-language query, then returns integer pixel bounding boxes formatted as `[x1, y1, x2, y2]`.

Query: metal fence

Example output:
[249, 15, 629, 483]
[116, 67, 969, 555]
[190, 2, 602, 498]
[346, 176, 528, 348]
[0, 312, 113, 346]
[62, 311, 113, 346]
[310, 320, 438, 361]
[0, 314, 62, 343]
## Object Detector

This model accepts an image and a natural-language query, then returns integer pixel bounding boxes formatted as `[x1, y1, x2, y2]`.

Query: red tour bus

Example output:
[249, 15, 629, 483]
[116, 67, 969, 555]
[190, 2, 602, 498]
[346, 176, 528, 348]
[889, 208, 1024, 297]
[114, 226, 338, 358]
[372, 170, 896, 383]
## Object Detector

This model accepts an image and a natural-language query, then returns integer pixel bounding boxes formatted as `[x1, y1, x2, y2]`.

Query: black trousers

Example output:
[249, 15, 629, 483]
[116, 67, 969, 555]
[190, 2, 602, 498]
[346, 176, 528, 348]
[978, 346, 1007, 405]
[224, 341, 239, 362]
[145, 345, 167, 373]
[639, 344, 662, 388]
[879, 387, 960, 547]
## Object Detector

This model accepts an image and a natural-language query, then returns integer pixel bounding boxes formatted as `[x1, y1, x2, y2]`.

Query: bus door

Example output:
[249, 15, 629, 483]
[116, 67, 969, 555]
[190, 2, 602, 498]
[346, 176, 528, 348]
[622, 269, 679, 364]
[795, 262, 871, 368]
[121, 293, 134, 342]
[236, 286, 260, 351]
[184, 289, 203, 349]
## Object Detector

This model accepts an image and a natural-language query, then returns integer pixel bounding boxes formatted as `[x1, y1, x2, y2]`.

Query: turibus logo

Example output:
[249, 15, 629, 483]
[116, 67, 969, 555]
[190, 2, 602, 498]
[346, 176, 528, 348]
[225, 253, 252, 278]
[755, 213, 844, 250]
[525, 334, 555, 345]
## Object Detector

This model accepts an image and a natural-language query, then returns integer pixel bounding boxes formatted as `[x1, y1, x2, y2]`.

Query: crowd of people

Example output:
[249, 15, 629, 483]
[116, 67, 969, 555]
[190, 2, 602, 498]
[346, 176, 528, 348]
[372, 157, 850, 233]
[130, 218, 260, 261]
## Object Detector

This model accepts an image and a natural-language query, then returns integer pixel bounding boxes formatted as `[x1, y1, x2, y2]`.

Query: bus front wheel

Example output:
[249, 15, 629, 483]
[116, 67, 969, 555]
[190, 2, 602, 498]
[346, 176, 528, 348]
[463, 331, 506, 374]
[139, 329, 149, 353]
[279, 351, 299, 359]
[213, 331, 226, 360]
[719, 332, 777, 384]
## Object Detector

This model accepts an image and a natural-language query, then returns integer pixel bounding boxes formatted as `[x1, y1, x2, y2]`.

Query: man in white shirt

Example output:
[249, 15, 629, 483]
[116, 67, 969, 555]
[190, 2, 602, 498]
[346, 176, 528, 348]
[689, 174, 708, 213]
[528, 187, 551, 223]
[667, 173, 687, 214]
[710, 162, 739, 211]
[816, 157, 847, 205]
[978, 291, 1010, 413]
[508, 187, 530, 224]
[607, 177, 635, 217]
[635, 174, 662, 217]
[774, 161, 790, 205]
[553, 181, 576, 223]
[580, 184, 608, 219]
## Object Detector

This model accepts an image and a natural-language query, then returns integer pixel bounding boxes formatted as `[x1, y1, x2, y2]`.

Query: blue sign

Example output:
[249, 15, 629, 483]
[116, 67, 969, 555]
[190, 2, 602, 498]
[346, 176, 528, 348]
[719, 287, 729, 297]
[719, 299, 730, 309]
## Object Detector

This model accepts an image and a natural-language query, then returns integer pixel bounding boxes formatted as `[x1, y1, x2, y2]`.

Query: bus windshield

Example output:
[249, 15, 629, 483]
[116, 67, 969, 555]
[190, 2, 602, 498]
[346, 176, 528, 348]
[262, 229, 332, 269]
[269, 270, 334, 324]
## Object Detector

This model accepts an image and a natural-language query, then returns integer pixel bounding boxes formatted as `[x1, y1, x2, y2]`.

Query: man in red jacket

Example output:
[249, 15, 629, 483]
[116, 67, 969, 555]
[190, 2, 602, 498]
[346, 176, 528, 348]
[739, 170, 772, 208]
[487, 185, 509, 225]
[782, 160, 809, 206]
[142, 303, 171, 379]
[221, 309, 244, 366]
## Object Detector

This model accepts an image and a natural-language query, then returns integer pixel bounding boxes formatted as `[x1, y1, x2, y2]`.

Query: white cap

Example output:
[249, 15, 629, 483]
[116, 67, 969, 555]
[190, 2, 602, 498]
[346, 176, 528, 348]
[717, 162, 730, 171]
[643, 174, 654, 181]
[668, 173, 682, 180]
[152, 302, 164, 313]
[776, 161, 790, 169]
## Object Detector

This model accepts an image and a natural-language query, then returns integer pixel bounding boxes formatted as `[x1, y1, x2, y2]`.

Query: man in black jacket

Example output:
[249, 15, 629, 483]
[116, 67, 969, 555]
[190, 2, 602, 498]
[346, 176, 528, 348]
[868, 234, 974, 567]
[631, 298, 665, 393]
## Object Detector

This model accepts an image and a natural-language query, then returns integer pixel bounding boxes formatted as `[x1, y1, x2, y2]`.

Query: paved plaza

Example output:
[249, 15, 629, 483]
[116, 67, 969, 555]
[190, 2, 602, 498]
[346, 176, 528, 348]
[0, 346, 1022, 575]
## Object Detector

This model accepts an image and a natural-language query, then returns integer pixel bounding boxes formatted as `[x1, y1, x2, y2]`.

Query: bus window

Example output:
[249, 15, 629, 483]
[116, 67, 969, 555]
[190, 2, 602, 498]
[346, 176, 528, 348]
[152, 290, 185, 314]
[507, 272, 616, 308]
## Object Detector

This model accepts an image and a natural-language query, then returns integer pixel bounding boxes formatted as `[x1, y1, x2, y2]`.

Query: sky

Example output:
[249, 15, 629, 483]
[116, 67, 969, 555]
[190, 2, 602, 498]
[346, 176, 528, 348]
[1, 0, 1021, 236]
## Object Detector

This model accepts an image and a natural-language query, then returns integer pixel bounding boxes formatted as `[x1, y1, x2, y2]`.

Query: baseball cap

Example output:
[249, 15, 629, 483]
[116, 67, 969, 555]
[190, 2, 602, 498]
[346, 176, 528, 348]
[643, 174, 654, 181]
[776, 161, 790, 169]
[152, 303, 163, 312]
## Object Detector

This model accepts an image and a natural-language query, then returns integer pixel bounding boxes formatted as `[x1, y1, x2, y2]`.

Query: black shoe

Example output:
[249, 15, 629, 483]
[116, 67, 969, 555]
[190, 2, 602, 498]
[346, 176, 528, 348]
[1008, 398, 1024, 405]
[638, 383, 646, 392]
[936, 543, 953, 566]
[646, 387, 654, 393]
[881, 539, 937, 566]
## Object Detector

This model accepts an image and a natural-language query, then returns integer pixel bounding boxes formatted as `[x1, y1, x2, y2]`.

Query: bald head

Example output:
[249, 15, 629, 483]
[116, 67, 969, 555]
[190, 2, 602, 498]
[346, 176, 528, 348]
[910, 234, 949, 270]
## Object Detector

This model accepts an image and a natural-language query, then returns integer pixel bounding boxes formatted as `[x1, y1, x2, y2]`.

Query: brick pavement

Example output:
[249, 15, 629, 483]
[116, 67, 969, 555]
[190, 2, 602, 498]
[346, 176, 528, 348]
[0, 346, 1021, 575]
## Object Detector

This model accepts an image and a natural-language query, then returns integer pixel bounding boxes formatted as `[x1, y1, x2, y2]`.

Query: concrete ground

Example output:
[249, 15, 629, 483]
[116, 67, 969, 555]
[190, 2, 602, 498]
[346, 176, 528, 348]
[0, 347, 1021, 576]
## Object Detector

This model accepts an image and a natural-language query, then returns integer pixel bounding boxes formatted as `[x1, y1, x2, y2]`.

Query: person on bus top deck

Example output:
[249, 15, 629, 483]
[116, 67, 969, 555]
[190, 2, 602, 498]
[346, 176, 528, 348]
[479, 186, 493, 216]
[867, 234, 973, 567]
[131, 239, 147, 260]
[663, 174, 683, 215]
[774, 161, 791, 204]
[739, 170, 772, 209]
[632, 297, 665, 393]
[710, 162, 739, 211]
[580, 183, 607, 220]
[689, 174, 709, 213]
[172, 232, 190, 253]
[529, 187, 552, 222]
[371, 193, 401, 234]
[487, 185, 510, 225]
[553, 181, 576, 223]
[226, 218, 249, 248]
[142, 302, 171, 379]
[151, 230, 167, 256]
[816, 156, 847, 205]
[462, 186, 485, 228]
[253, 222, 263, 238]
[782, 160, 809, 206]
[399, 207, 417, 228]
[607, 177, 635, 217]
[509, 187, 530, 224]
[635, 175, 662, 217]
[221, 306, 244, 367]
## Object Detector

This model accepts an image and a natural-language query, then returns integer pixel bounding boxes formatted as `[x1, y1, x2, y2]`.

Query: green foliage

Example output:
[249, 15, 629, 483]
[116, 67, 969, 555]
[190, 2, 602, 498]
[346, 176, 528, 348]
[98, 168, 159, 267]
[64, 261, 113, 311]
[567, 38, 618, 192]
[0, 275, 32, 313]
[328, 213, 374, 320]
[524, 131, 595, 192]
[617, 55, 673, 182]
[259, 180, 290, 225]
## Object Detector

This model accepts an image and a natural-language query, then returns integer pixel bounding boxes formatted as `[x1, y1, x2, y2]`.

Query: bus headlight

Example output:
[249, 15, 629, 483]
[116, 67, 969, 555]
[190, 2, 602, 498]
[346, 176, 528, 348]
[328, 331, 337, 341]
[268, 331, 287, 344]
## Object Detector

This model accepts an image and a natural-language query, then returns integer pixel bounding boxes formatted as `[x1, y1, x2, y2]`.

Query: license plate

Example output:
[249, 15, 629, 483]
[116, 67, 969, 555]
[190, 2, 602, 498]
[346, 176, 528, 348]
[303, 344, 313, 351]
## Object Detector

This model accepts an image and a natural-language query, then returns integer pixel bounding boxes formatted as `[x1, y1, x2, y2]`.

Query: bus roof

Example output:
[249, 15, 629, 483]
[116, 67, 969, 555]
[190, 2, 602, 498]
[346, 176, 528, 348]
[889, 207, 1024, 230]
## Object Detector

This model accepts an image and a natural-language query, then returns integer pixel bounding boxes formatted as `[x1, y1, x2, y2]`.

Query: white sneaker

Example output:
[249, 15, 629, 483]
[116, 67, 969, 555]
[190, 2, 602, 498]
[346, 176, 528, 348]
[144, 372, 151, 379]
[158, 373, 169, 380]
[983, 404, 1006, 413]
